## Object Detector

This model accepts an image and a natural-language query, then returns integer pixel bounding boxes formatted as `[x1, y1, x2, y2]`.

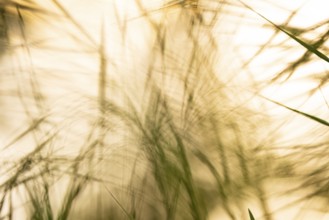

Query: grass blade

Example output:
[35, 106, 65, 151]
[248, 209, 255, 220]
[263, 96, 329, 127]
[237, 0, 329, 63]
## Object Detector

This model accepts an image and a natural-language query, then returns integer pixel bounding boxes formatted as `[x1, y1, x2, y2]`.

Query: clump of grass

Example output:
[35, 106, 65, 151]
[1, 0, 329, 220]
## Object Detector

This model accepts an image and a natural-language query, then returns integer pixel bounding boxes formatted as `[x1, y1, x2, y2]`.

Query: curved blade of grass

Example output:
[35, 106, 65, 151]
[237, 0, 329, 63]
[263, 96, 329, 127]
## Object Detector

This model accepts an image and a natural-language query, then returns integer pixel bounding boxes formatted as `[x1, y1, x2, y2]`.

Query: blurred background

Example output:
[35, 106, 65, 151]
[1, 0, 329, 219]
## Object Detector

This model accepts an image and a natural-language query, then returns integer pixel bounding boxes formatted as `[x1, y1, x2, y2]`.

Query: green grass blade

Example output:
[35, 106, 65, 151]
[237, 0, 329, 63]
[264, 96, 329, 127]
[248, 209, 255, 220]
